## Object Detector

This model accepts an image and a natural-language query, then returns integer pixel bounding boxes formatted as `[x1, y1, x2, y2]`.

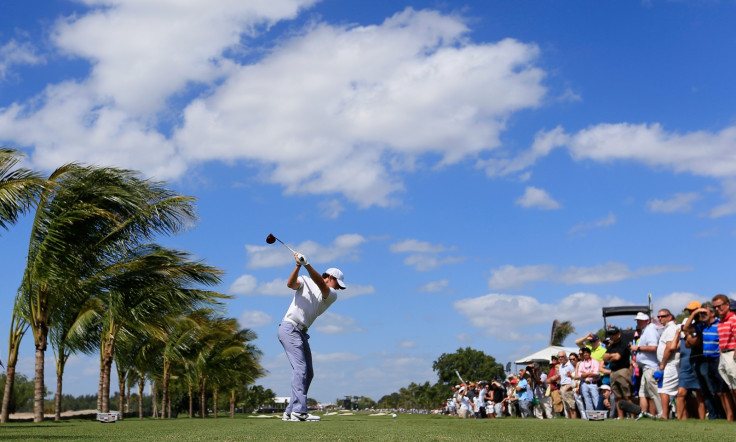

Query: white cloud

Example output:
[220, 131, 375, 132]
[229, 274, 257, 295]
[319, 199, 345, 219]
[488, 265, 554, 290]
[0, 6, 547, 207]
[246, 234, 366, 268]
[313, 352, 362, 363]
[569, 213, 617, 235]
[398, 340, 417, 348]
[390, 238, 463, 271]
[416, 279, 450, 292]
[256, 278, 291, 296]
[515, 186, 561, 210]
[480, 126, 567, 177]
[239, 309, 272, 328]
[338, 284, 375, 300]
[492, 123, 736, 217]
[402, 254, 464, 272]
[390, 239, 454, 254]
[52, 0, 318, 115]
[488, 262, 692, 290]
[0, 39, 44, 81]
[231, 276, 292, 296]
[312, 311, 362, 334]
[654, 292, 705, 314]
[710, 179, 736, 218]
[647, 192, 700, 213]
[453, 291, 631, 339]
[173, 8, 546, 207]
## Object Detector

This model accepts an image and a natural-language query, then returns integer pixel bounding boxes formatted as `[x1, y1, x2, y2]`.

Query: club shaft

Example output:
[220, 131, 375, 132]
[275, 237, 297, 254]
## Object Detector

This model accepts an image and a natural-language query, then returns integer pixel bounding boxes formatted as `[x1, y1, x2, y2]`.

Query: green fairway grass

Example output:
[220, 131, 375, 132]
[0, 412, 732, 441]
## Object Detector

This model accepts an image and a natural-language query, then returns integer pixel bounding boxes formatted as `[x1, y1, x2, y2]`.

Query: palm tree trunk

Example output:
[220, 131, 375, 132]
[213, 390, 218, 419]
[100, 332, 116, 413]
[188, 384, 193, 418]
[161, 361, 170, 419]
[1, 365, 17, 424]
[126, 383, 130, 414]
[199, 378, 206, 418]
[101, 354, 113, 413]
[33, 345, 46, 422]
[151, 382, 158, 418]
[97, 354, 104, 411]
[2, 302, 28, 423]
[116, 368, 126, 420]
[54, 357, 66, 422]
[33, 319, 49, 424]
[137, 374, 145, 419]
[230, 389, 235, 418]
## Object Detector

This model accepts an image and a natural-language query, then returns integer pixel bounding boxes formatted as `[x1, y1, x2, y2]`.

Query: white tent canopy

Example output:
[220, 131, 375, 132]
[514, 345, 579, 365]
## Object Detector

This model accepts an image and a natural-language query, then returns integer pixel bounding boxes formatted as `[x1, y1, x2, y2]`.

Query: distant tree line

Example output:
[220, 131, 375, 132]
[374, 347, 506, 410]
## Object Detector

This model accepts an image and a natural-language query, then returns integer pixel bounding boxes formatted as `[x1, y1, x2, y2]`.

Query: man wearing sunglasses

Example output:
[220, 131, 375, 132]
[656, 309, 679, 420]
[713, 294, 736, 421]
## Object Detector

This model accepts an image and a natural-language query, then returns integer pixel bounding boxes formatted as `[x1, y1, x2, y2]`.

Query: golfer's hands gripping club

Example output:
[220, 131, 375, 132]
[294, 252, 309, 266]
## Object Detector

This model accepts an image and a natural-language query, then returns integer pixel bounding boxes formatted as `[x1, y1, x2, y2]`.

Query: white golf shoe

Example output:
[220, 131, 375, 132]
[282, 411, 290, 421]
[289, 412, 321, 421]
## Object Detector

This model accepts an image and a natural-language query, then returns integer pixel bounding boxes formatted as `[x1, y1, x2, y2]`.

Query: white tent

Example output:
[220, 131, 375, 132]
[514, 345, 579, 365]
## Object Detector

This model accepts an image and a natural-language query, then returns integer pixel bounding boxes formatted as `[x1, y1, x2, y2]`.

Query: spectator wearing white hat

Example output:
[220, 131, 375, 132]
[599, 384, 615, 418]
[456, 385, 472, 418]
[631, 311, 663, 418]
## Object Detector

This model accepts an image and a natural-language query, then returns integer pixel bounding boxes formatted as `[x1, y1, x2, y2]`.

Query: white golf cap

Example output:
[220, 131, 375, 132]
[635, 312, 649, 321]
[325, 268, 346, 289]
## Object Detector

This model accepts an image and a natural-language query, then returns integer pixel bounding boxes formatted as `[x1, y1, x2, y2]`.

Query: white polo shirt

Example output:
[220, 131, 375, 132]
[636, 323, 661, 370]
[559, 361, 574, 386]
[283, 275, 337, 329]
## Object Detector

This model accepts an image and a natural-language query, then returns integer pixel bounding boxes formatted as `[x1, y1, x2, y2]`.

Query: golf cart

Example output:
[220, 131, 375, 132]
[601, 293, 653, 344]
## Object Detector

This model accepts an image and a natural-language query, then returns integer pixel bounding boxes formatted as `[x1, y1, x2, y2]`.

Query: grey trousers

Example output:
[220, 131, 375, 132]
[278, 322, 313, 414]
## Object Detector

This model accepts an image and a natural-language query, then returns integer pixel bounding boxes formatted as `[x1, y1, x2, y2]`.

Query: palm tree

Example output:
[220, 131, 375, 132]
[157, 309, 217, 418]
[0, 148, 44, 424]
[20, 164, 198, 422]
[205, 327, 263, 419]
[181, 316, 263, 418]
[93, 245, 225, 413]
[549, 319, 576, 346]
[0, 295, 30, 423]
[0, 147, 45, 231]
[49, 294, 101, 421]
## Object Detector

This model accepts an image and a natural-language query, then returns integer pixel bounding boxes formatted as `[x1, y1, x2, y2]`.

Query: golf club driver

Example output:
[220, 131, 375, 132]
[266, 233, 307, 265]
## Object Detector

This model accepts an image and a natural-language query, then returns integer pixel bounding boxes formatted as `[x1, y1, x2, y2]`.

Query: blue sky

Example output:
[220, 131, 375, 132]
[2, 0, 736, 404]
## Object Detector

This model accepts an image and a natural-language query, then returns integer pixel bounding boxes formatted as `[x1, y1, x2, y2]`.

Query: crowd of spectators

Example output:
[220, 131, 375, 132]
[447, 293, 736, 421]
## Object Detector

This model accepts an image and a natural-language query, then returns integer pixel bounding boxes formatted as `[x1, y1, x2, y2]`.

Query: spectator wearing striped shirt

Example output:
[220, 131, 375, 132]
[685, 302, 729, 420]
[713, 294, 736, 421]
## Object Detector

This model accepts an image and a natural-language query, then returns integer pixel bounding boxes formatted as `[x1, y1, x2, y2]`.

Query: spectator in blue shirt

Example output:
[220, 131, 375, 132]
[684, 302, 728, 419]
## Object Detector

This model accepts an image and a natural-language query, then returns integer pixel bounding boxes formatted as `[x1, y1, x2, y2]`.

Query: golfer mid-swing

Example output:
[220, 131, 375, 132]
[279, 251, 345, 422]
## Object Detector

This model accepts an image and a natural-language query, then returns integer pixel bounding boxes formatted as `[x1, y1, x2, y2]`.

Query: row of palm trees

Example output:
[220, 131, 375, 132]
[0, 148, 264, 422]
